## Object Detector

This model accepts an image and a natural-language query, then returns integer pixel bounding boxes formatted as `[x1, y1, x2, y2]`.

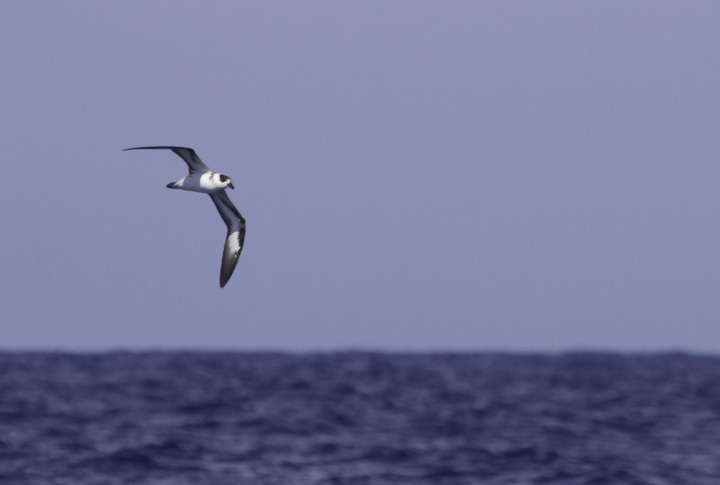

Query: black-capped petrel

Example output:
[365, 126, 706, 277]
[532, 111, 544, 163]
[124, 146, 246, 288]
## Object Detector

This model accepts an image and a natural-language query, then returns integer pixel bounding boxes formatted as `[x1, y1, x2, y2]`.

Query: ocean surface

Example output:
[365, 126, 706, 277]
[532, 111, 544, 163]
[1, 352, 720, 484]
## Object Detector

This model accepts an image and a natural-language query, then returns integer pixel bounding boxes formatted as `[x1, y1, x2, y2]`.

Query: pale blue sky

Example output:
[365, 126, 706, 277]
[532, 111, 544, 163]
[2, 2, 720, 351]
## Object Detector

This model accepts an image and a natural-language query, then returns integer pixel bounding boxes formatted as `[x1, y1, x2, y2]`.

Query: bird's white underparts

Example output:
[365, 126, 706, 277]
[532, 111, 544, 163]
[124, 146, 246, 288]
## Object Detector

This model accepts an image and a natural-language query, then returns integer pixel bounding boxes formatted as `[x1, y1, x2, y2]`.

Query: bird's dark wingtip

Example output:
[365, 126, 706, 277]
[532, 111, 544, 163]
[122, 146, 194, 152]
[219, 274, 230, 288]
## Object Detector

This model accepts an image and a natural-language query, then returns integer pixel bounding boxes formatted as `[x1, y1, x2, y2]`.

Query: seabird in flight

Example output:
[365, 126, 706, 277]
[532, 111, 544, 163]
[124, 146, 246, 288]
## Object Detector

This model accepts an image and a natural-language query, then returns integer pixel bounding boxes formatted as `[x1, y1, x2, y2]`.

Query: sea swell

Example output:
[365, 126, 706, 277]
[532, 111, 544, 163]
[1, 352, 720, 484]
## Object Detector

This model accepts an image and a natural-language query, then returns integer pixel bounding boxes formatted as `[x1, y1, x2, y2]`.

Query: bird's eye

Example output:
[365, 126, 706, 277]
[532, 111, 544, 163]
[220, 175, 229, 182]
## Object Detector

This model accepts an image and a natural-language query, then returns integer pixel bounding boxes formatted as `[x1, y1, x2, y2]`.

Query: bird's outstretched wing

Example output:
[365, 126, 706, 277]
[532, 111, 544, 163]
[209, 190, 246, 288]
[124, 146, 211, 175]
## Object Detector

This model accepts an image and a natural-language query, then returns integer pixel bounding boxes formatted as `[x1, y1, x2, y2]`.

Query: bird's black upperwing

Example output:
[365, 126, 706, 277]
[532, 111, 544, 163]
[124, 146, 210, 175]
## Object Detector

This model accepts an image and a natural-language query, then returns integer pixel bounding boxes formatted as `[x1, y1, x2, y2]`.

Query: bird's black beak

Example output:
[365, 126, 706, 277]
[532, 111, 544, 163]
[228, 183, 235, 190]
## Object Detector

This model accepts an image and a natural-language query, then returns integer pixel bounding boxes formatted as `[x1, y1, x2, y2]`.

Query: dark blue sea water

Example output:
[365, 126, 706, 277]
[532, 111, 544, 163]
[2, 352, 720, 484]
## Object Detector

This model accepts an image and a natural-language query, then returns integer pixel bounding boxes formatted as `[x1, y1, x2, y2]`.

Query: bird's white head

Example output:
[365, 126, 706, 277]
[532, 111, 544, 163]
[219, 174, 234, 190]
